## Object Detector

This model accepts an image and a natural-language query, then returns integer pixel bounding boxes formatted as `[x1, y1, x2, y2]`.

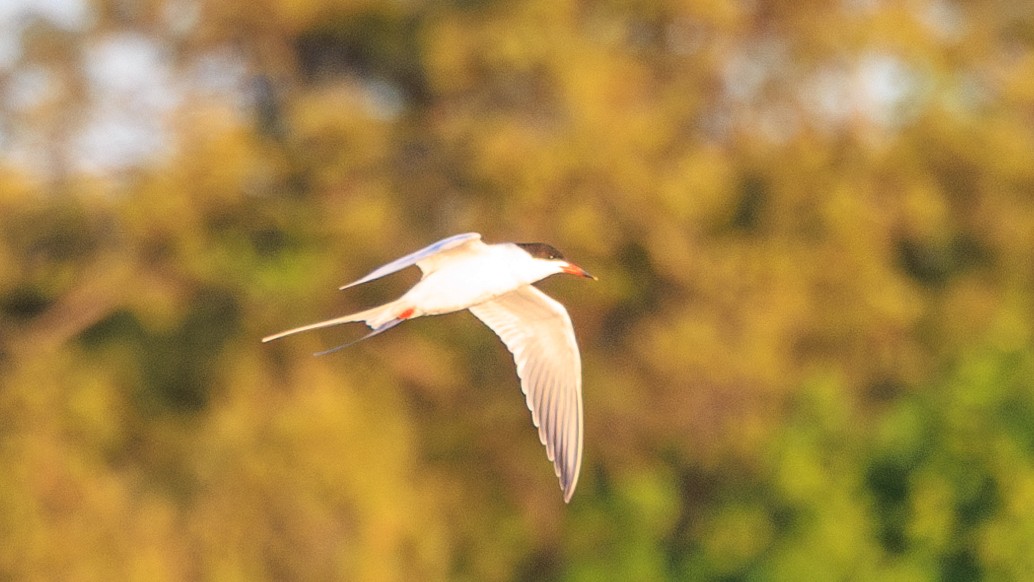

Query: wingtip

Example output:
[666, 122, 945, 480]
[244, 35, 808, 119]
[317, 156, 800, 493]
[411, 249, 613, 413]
[562, 456, 582, 503]
[561, 472, 579, 503]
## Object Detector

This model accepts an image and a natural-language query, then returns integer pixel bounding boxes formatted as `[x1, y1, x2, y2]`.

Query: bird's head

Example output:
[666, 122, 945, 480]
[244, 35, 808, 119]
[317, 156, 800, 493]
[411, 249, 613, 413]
[515, 242, 597, 281]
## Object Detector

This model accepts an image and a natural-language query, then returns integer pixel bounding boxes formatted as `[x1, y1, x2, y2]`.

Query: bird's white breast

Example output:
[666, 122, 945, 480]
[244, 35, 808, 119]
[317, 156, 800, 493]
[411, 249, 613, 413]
[401, 245, 531, 315]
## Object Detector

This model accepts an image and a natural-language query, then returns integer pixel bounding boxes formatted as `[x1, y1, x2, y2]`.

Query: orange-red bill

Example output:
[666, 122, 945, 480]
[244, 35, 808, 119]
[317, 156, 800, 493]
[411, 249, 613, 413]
[562, 263, 597, 280]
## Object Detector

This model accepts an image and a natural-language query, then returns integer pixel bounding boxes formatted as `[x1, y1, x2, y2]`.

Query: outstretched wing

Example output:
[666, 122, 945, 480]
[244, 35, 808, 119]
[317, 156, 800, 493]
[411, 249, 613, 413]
[468, 285, 584, 503]
[340, 232, 483, 290]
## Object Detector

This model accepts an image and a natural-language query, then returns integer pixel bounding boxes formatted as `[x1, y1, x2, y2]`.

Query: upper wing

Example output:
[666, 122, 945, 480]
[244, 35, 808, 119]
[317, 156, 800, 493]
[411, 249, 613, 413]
[468, 285, 584, 502]
[339, 232, 483, 290]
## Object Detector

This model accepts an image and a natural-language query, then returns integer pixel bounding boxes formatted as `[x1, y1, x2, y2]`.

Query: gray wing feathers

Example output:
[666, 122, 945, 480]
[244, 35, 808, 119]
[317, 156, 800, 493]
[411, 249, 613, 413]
[468, 286, 584, 502]
[339, 232, 482, 290]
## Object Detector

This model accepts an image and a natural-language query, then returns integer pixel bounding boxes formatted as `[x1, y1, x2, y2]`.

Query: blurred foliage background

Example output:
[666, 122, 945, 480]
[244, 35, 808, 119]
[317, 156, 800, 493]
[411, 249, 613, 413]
[2, 0, 1034, 579]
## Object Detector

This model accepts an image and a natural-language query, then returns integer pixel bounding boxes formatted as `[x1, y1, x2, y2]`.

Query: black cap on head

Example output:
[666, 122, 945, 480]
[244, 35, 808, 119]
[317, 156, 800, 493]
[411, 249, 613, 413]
[516, 242, 566, 261]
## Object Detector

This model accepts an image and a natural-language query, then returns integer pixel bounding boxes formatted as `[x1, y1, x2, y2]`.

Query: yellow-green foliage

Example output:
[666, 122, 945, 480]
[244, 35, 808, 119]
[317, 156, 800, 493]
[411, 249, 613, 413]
[2, 0, 1033, 579]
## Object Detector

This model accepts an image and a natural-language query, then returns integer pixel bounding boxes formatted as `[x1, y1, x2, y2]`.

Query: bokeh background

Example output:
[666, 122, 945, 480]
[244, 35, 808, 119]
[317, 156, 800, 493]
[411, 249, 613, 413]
[3, 0, 1034, 579]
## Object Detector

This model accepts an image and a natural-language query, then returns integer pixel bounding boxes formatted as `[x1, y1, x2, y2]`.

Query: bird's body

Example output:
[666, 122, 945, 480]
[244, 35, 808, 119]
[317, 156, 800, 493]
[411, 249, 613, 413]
[394, 242, 540, 316]
[262, 233, 595, 502]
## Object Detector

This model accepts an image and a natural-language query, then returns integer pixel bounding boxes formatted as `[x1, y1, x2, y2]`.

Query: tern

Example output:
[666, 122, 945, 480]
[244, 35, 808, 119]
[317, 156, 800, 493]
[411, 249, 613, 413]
[262, 233, 595, 502]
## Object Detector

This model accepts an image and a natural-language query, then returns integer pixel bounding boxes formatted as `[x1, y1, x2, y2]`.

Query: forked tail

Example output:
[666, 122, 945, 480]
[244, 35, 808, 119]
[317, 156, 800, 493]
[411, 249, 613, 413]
[261, 301, 406, 343]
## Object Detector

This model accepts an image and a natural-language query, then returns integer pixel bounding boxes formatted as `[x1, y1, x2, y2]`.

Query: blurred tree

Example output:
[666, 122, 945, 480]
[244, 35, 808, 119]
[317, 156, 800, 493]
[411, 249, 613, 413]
[1, 0, 1033, 579]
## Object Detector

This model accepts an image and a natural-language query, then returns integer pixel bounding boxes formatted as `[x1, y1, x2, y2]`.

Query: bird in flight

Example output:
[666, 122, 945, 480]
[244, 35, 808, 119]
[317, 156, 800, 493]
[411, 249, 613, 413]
[262, 233, 595, 502]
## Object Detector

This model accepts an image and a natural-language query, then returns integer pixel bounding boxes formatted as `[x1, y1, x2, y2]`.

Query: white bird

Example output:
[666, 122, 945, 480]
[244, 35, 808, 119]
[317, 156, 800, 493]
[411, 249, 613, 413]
[262, 233, 596, 502]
